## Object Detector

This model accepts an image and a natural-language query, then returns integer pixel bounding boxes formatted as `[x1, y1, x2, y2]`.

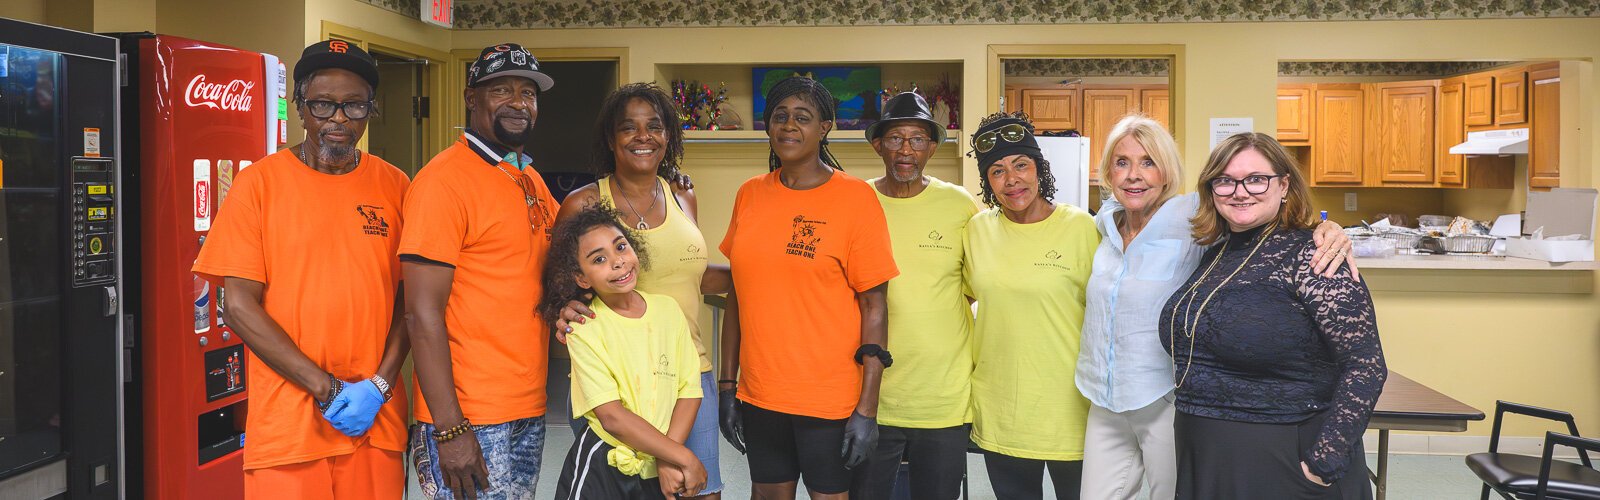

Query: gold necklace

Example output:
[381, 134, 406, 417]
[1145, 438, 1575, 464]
[1168, 223, 1278, 389]
[490, 162, 536, 209]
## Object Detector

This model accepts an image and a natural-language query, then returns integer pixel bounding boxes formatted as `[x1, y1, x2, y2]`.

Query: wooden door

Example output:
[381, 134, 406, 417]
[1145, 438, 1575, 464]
[1494, 68, 1528, 125]
[1004, 88, 1020, 114]
[1464, 73, 1494, 126]
[1311, 87, 1364, 185]
[1436, 80, 1466, 186]
[1140, 88, 1171, 133]
[1021, 88, 1079, 131]
[1529, 65, 1560, 189]
[1276, 85, 1313, 144]
[1373, 83, 1436, 184]
[1082, 89, 1136, 180]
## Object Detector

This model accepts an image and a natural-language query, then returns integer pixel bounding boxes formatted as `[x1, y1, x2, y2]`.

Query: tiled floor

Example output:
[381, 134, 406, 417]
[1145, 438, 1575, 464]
[405, 420, 1486, 499]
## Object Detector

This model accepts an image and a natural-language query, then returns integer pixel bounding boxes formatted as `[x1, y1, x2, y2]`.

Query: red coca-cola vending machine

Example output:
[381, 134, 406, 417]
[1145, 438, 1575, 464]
[115, 33, 285, 500]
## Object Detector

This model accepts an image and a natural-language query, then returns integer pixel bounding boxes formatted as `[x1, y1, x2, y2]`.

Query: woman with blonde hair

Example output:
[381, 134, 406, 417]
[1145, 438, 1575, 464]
[1078, 117, 1354, 499]
[1160, 132, 1384, 499]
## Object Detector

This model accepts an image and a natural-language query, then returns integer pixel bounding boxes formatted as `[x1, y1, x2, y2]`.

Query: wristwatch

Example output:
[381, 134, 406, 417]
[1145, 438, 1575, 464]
[370, 374, 394, 402]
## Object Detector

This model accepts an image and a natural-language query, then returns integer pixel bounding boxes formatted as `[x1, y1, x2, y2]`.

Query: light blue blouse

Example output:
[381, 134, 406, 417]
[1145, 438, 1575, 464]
[1075, 192, 1207, 413]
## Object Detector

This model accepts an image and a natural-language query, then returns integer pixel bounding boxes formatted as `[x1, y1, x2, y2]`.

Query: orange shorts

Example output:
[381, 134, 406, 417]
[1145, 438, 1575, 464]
[244, 442, 404, 500]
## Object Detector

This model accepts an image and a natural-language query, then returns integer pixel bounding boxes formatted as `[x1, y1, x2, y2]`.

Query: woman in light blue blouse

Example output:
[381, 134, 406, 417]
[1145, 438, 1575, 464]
[1075, 116, 1357, 499]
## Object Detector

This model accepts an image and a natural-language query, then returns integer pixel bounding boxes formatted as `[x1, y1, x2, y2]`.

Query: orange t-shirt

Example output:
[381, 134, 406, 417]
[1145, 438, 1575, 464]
[399, 135, 558, 425]
[192, 149, 411, 470]
[719, 169, 899, 419]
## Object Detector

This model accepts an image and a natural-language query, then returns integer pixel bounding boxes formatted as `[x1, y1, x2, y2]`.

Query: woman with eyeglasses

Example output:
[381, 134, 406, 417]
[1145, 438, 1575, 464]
[962, 112, 1097, 499]
[1076, 116, 1353, 499]
[716, 76, 898, 500]
[1161, 133, 1384, 499]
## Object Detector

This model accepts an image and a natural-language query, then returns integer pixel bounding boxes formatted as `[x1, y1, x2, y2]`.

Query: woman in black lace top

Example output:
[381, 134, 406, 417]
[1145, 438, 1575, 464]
[1160, 133, 1386, 499]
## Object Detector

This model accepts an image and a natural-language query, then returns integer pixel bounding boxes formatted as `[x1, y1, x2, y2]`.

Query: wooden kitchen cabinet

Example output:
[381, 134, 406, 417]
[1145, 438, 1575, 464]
[1277, 85, 1314, 144]
[1082, 88, 1137, 178]
[1464, 73, 1494, 126]
[1004, 88, 1020, 114]
[1020, 88, 1079, 131]
[1369, 81, 1436, 184]
[1311, 86, 1364, 185]
[1140, 88, 1171, 133]
[1494, 68, 1528, 125]
[1437, 79, 1466, 185]
[1529, 63, 1560, 189]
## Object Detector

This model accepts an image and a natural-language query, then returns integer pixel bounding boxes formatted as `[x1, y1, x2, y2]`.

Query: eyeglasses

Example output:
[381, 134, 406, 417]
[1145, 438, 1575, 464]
[972, 123, 1029, 153]
[880, 136, 933, 151]
[1208, 174, 1283, 196]
[302, 100, 374, 120]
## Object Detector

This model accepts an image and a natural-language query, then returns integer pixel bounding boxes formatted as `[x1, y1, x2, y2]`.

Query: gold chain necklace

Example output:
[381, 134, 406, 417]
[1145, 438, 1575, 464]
[490, 162, 536, 209]
[1168, 223, 1278, 389]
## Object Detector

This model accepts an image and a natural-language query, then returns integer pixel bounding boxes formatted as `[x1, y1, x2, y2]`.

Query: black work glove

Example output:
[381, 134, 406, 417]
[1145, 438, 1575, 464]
[841, 411, 879, 469]
[718, 388, 746, 454]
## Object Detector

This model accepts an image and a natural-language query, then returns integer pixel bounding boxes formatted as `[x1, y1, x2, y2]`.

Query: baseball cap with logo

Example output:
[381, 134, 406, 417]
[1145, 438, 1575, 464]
[468, 43, 555, 91]
[293, 39, 380, 92]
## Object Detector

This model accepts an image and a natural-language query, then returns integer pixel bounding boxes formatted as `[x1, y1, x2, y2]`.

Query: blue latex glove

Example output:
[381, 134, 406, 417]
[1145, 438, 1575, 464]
[322, 379, 384, 436]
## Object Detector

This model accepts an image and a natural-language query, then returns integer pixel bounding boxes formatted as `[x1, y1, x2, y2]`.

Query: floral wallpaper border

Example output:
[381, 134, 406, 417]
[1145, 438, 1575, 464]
[436, 0, 1599, 29]
[359, 0, 420, 20]
[1006, 59, 1170, 77]
[1277, 61, 1513, 77]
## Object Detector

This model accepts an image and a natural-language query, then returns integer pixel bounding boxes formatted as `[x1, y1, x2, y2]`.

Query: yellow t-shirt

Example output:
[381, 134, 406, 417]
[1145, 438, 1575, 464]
[963, 204, 1100, 461]
[871, 177, 981, 429]
[568, 291, 704, 478]
[597, 176, 712, 372]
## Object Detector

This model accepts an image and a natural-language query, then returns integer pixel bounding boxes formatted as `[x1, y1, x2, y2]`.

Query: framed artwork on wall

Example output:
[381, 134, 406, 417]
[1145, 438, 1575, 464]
[753, 66, 881, 130]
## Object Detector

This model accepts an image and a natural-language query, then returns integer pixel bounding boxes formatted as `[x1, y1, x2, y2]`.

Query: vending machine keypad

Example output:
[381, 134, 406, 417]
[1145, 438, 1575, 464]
[72, 157, 117, 286]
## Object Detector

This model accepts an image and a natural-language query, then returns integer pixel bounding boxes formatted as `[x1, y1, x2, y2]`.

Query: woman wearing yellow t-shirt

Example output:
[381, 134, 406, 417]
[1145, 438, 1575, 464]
[963, 112, 1099, 499]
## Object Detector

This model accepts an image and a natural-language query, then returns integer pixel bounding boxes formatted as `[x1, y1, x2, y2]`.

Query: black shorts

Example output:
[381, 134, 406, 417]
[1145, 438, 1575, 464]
[740, 402, 854, 493]
[554, 428, 662, 500]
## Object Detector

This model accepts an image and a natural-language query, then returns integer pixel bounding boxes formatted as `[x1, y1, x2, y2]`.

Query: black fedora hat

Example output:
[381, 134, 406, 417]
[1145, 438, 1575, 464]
[866, 92, 945, 143]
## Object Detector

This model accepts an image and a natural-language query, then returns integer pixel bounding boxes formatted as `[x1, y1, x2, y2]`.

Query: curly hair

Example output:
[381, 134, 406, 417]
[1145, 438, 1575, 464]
[763, 76, 844, 172]
[538, 202, 651, 329]
[591, 83, 684, 181]
[972, 111, 1056, 208]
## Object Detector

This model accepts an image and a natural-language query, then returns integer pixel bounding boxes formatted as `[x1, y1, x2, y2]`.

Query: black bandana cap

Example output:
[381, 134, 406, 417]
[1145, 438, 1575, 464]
[972, 117, 1042, 170]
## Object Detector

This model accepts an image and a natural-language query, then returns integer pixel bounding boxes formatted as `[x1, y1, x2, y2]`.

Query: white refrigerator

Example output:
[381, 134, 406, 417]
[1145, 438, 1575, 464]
[1035, 136, 1093, 210]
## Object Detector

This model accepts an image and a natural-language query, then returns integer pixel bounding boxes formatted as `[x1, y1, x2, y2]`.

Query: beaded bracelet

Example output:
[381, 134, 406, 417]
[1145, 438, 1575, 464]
[315, 373, 345, 412]
[431, 418, 474, 443]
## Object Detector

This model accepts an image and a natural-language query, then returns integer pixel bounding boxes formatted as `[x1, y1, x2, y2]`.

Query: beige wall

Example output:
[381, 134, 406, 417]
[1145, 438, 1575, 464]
[1, 0, 46, 24]
[456, 19, 1600, 440]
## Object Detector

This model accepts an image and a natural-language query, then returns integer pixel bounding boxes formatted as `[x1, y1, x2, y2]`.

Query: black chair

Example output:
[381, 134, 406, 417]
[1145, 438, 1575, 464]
[1466, 401, 1600, 499]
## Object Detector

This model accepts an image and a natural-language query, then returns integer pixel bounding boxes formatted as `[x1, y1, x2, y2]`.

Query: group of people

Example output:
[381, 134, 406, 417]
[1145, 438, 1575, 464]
[192, 37, 1387, 500]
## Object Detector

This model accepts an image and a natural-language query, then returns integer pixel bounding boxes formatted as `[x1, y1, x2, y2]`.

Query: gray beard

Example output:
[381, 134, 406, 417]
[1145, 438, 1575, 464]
[318, 142, 359, 167]
[892, 169, 921, 183]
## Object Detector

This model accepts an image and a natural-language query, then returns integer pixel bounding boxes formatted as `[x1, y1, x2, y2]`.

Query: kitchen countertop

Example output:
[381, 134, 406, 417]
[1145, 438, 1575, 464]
[1354, 254, 1599, 271]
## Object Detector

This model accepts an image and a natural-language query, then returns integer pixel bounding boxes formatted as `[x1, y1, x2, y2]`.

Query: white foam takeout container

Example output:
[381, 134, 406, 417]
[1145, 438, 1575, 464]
[1504, 188, 1597, 262]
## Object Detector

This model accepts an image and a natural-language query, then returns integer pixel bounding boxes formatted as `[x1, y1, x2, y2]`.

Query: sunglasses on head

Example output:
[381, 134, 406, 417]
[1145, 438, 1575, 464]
[972, 123, 1029, 153]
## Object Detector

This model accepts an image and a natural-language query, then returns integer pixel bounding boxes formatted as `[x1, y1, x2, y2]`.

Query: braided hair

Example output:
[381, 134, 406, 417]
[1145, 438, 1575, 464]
[763, 76, 844, 172]
[972, 111, 1057, 208]
[591, 83, 684, 182]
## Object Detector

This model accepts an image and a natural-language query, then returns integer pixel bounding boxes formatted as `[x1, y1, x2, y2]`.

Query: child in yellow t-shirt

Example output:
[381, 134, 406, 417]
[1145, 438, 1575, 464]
[542, 204, 706, 500]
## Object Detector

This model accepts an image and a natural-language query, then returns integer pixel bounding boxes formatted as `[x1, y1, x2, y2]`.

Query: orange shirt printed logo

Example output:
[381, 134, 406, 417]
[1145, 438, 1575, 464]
[787, 215, 826, 259]
[356, 204, 391, 237]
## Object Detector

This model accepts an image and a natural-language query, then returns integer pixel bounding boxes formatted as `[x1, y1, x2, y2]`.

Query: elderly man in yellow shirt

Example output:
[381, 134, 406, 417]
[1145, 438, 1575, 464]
[850, 92, 981, 500]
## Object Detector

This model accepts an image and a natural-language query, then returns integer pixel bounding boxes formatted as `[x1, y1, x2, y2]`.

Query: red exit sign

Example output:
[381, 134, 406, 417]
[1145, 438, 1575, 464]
[422, 0, 452, 27]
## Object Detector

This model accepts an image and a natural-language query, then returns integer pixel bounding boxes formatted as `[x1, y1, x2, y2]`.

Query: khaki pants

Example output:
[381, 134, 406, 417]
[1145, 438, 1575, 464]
[1079, 395, 1177, 500]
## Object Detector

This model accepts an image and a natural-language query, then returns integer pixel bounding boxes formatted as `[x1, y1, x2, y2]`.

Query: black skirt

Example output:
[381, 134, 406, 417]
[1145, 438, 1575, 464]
[1175, 410, 1372, 500]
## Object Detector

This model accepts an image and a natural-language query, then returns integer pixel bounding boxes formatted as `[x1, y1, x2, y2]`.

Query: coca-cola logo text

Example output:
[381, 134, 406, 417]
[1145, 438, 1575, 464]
[185, 75, 255, 112]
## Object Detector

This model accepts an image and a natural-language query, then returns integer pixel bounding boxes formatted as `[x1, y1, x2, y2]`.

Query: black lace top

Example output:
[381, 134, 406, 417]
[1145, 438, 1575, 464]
[1159, 225, 1386, 483]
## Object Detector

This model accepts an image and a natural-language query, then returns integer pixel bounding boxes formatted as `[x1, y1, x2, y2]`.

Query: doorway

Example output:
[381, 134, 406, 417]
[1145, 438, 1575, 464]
[526, 60, 618, 178]
[369, 52, 427, 176]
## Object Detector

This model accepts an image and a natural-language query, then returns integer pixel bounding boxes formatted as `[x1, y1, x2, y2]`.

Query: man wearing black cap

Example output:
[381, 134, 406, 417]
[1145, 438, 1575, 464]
[850, 92, 980, 500]
[193, 39, 413, 498]
[401, 42, 561, 500]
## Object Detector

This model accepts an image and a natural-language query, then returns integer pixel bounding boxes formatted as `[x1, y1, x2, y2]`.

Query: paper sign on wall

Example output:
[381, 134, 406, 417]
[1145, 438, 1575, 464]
[193, 159, 211, 231]
[1209, 118, 1254, 151]
[84, 128, 101, 157]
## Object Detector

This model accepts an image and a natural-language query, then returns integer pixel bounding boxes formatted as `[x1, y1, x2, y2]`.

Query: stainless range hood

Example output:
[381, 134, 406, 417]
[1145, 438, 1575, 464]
[1449, 128, 1529, 156]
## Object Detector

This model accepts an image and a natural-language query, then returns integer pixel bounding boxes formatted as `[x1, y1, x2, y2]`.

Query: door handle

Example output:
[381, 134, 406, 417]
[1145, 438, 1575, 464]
[103, 286, 118, 317]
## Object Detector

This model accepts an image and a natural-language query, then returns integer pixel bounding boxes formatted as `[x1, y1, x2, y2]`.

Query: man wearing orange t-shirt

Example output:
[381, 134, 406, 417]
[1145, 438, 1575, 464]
[402, 43, 559, 500]
[193, 40, 411, 499]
